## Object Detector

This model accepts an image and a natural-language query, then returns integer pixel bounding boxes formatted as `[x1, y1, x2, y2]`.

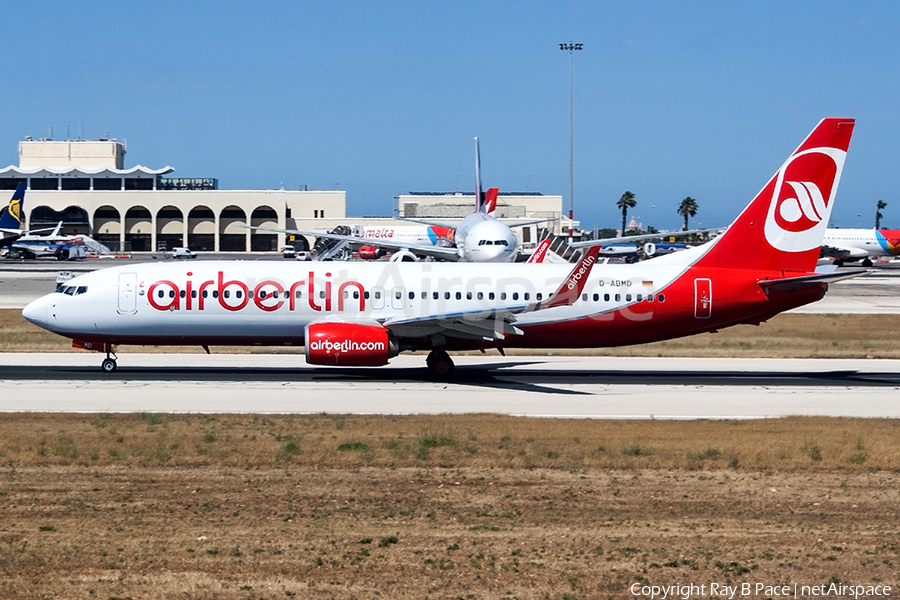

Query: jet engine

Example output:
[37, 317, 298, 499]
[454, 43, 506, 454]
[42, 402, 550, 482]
[305, 322, 399, 366]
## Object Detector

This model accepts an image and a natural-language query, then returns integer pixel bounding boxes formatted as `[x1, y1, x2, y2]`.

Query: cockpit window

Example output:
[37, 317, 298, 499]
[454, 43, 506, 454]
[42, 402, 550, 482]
[75, 286, 88, 295]
[63, 286, 76, 296]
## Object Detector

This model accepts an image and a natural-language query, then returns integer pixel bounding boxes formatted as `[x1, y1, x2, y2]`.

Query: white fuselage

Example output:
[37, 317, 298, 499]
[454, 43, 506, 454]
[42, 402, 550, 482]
[22, 251, 694, 347]
[454, 213, 517, 262]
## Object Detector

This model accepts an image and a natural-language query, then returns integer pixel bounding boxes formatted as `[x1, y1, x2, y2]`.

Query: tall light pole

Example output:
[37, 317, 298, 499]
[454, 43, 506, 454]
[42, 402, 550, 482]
[560, 41, 582, 241]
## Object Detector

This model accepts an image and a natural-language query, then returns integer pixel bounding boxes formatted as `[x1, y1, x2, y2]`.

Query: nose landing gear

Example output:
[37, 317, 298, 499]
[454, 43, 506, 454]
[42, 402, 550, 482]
[101, 349, 118, 372]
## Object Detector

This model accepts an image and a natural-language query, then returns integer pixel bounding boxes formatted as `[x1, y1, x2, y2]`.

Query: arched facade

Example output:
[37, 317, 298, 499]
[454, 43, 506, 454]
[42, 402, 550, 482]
[156, 205, 184, 250]
[12, 186, 346, 253]
[250, 205, 278, 251]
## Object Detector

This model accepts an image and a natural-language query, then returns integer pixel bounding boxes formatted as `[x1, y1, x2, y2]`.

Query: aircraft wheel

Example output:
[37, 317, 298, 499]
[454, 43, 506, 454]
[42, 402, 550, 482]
[862, 258, 873, 268]
[101, 358, 117, 373]
[833, 259, 843, 267]
[426, 350, 455, 378]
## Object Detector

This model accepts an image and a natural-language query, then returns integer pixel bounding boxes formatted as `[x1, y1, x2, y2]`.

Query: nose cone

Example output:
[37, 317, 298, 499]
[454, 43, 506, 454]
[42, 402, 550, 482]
[22, 295, 52, 330]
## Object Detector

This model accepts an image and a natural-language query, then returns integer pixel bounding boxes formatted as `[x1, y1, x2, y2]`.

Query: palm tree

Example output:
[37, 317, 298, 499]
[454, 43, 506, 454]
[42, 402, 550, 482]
[875, 199, 887, 229]
[617, 191, 636, 235]
[677, 197, 699, 231]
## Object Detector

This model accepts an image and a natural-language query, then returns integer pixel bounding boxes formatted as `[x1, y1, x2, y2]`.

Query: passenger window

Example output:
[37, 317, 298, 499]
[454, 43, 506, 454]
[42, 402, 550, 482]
[295, 290, 302, 299]
[364, 291, 369, 299]
[433, 292, 439, 300]
[191, 290, 197, 298]
[581, 293, 587, 301]
[637, 294, 643, 301]
[604, 294, 610, 302]
[421, 291, 427, 299]
[169, 290, 176, 298]
[455, 292, 461, 300]
[512, 292, 519, 300]
[536, 293, 543, 301]
[625, 294, 632, 302]
[355, 291, 361, 300]
[319, 291, 325, 299]
[409, 291, 414, 300]
[593, 293, 599, 301]
[224, 290, 230, 299]
[467, 292, 472, 300]
[343, 291, 349, 300]
[500, 292, 507, 300]
[658, 294, 666, 303]
[477, 292, 484, 300]
[444, 292, 450, 300]
[374, 291, 381, 299]
[615, 294, 621, 302]
[524, 293, 530, 301]
[489, 292, 495, 300]
[648, 294, 654, 302]
[395, 291, 402, 300]
[158, 290, 165, 298]
[180, 290, 186, 298]
[213, 290, 219, 298]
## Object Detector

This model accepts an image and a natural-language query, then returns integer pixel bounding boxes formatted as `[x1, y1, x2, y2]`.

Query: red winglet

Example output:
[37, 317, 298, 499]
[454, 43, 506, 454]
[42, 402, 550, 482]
[526, 238, 552, 263]
[533, 245, 600, 310]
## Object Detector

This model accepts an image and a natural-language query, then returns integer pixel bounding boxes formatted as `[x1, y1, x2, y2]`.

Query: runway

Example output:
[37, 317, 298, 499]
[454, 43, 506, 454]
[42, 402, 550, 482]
[2, 354, 899, 418]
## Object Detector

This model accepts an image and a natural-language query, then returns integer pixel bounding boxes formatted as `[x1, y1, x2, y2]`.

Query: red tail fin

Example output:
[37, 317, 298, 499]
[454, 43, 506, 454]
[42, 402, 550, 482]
[697, 118, 854, 273]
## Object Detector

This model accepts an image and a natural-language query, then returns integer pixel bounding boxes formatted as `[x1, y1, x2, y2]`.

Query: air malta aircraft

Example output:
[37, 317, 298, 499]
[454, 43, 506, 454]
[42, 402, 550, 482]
[23, 119, 857, 377]
[257, 137, 552, 263]
[819, 228, 900, 267]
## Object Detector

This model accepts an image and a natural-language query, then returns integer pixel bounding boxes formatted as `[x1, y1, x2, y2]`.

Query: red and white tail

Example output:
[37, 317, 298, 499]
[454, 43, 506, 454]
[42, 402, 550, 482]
[697, 118, 854, 273]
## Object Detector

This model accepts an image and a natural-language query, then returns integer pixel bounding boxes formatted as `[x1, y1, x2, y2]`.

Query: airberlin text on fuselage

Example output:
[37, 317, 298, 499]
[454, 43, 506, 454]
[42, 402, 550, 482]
[147, 271, 366, 313]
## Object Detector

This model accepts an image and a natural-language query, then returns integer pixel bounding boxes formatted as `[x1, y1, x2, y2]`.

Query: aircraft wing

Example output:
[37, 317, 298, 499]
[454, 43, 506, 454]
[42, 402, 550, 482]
[494, 217, 559, 228]
[401, 216, 556, 229]
[240, 224, 462, 261]
[569, 227, 722, 248]
[381, 246, 600, 342]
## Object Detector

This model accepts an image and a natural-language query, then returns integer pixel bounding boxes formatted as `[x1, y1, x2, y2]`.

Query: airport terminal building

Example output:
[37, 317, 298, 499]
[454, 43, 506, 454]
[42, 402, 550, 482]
[1, 138, 563, 255]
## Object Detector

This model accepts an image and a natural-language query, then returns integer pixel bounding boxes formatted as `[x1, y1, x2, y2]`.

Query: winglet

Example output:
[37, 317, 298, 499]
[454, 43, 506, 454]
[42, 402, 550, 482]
[527, 246, 600, 311]
[526, 237, 552, 263]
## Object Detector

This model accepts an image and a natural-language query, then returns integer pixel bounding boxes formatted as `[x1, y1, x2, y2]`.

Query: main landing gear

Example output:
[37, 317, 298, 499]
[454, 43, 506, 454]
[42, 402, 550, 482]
[426, 349, 455, 378]
[101, 349, 118, 372]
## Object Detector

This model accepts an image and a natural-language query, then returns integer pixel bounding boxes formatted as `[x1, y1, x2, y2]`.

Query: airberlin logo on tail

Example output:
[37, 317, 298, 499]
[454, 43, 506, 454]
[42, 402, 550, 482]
[764, 147, 846, 252]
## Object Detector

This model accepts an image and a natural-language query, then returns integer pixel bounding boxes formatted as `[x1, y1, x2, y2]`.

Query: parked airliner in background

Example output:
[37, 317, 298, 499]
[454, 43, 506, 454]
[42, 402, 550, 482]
[820, 228, 900, 266]
[252, 137, 552, 263]
[23, 118, 858, 377]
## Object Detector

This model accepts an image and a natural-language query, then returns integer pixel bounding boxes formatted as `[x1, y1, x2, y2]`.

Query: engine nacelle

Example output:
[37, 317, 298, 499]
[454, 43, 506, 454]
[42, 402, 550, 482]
[305, 322, 397, 366]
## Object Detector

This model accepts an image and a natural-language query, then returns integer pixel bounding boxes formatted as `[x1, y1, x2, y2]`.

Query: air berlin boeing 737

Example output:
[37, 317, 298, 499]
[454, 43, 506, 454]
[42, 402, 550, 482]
[23, 119, 856, 377]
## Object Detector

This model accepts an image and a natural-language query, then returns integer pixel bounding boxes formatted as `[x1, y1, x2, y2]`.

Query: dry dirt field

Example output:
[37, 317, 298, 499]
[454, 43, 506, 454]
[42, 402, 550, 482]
[1, 414, 899, 599]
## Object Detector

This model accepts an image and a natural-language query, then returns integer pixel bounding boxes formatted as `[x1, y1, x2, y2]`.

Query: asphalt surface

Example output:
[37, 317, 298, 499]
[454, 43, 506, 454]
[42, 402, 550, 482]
[1, 354, 898, 418]
[3, 259, 899, 418]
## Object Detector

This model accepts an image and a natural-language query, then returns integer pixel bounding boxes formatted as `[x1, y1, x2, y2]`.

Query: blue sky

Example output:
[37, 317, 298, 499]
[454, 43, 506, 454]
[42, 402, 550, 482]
[3, 1, 898, 231]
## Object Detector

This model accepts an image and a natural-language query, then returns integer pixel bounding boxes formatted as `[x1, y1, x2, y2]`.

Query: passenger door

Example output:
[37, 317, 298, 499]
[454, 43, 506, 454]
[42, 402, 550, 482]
[118, 272, 137, 315]
[694, 278, 712, 319]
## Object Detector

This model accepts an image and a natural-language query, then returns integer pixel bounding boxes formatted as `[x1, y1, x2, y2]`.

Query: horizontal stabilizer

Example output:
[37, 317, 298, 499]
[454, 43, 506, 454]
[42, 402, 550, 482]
[757, 269, 866, 294]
